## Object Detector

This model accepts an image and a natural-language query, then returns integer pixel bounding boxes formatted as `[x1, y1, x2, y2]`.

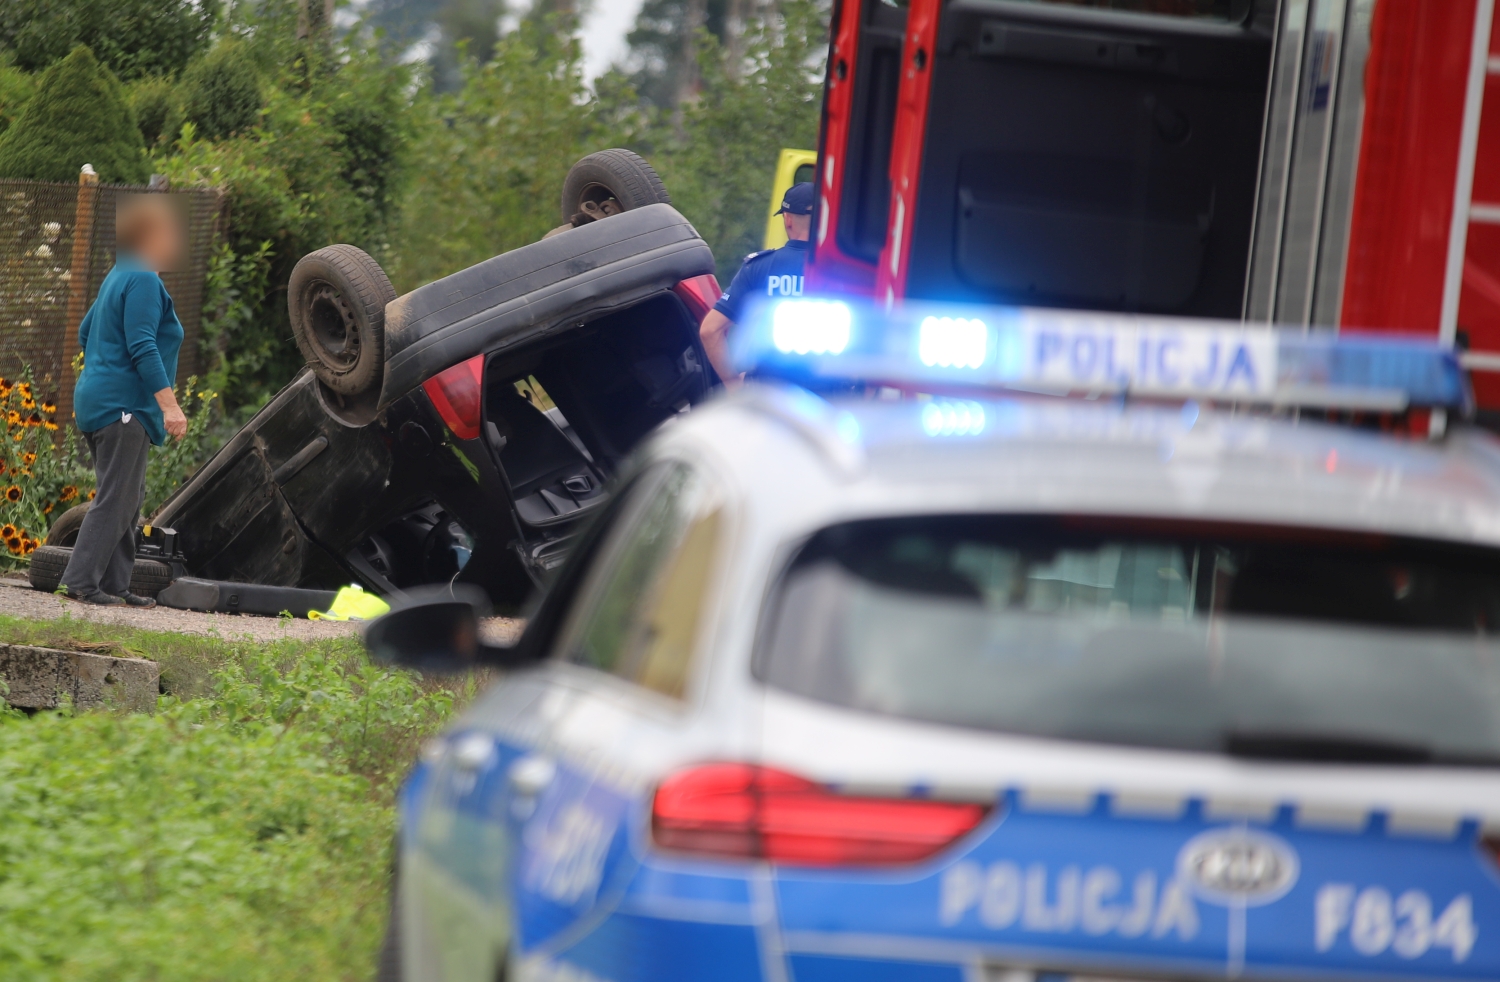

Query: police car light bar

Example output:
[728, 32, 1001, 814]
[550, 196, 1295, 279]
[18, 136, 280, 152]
[731, 299, 1470, 413]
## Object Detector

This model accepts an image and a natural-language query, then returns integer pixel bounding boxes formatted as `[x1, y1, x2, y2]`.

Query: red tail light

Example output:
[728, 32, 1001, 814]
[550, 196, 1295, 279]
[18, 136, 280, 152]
[652, 763, 991, 866]
[421, 354, 484, 441]
[672, 275, 723, 324]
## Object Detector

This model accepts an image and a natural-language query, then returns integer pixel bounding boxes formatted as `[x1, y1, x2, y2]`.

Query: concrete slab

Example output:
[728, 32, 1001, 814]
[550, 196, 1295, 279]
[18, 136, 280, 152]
[0, 643, 160, 713]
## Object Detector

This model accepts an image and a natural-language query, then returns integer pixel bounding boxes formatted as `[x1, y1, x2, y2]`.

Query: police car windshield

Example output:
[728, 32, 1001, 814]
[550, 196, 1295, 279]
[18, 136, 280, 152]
[759, 516, 1500, 763]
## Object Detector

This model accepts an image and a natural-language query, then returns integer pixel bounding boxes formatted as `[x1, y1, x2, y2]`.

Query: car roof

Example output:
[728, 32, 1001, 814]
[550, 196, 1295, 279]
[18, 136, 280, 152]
[665, 384, 1500, 549]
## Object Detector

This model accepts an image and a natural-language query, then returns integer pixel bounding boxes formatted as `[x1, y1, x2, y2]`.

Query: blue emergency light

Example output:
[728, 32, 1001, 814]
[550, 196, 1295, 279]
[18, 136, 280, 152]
[731, 298, 1470, 413]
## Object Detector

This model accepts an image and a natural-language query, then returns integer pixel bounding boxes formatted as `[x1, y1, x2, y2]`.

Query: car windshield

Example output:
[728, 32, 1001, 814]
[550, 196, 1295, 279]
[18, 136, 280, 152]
[758, 516, 1500, 763]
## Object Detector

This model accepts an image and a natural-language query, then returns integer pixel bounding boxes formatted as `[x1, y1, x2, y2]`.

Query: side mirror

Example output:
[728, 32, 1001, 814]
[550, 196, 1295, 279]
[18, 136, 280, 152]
[364, 585, 526, 673]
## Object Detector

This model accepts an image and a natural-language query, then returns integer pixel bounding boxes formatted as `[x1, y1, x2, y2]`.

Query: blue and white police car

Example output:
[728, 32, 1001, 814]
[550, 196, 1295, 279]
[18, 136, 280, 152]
[367, 298, 1500, 982]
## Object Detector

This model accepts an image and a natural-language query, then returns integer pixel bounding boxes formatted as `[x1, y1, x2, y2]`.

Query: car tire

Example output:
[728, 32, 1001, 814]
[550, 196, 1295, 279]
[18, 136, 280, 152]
[42, 502, 91, 546]
[27, 545, 173, 598]
[289, 244, 396, 397]
[560, 149, 670, 226]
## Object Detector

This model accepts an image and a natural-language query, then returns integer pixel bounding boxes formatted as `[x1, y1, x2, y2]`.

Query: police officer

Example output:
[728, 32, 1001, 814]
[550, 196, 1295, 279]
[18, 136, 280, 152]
[700, 181, 814, 387]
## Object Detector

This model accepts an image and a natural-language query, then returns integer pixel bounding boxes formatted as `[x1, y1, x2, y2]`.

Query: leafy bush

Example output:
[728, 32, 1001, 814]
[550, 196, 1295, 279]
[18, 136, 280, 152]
[0, 617, 479, 980]
[0, 0, 219, 82]
[0, 58, 35, 137]
[390, 17, 624, 291]
[0, 371, 94, 564]
[0, 365, 222, 566]
[171, 41, 262, 143]
[0, 45, 148, 184]
[125, 73, 176, 148]
[144, 377, 219, 516]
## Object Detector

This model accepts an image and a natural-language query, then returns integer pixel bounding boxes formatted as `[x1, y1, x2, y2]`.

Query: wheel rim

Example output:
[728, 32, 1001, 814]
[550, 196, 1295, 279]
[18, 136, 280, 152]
[307, 283, 360, 371]
[577, 182, 624, 218]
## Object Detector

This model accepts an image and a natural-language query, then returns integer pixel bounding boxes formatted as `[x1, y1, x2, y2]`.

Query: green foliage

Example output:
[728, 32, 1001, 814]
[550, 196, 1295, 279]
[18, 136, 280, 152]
[171, 41, 263, 143]
[0, 0, 218, 82]
[0, 370, 94, 566]
[125, 74, 176, 148]
[0, 59, 36, 137]
[651, 1, 828, 281]
[144, 377, 219, 516]
[0, 45, 148, 184]
[158, 28, 416, 410]
[390, 16, 614, 290]
[0, 616, 478, 980]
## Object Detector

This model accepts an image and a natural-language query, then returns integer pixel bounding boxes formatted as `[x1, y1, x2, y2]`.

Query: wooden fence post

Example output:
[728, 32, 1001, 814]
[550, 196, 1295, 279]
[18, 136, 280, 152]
[58, 164, 100, 431]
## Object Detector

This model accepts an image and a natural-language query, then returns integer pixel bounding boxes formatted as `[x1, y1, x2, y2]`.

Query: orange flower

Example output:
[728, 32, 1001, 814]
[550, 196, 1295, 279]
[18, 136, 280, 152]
[25, 413, 41, 426]
[21, 452, 35, 466]
[0, 524, 15, 539]
[42, 501, 53, 515]
[16, 382, 31, 398]
[0, 461, 6, 476]
[41, 401, 55, 414]
[21, 538, 36, 555]
[4, 485, 20, 502]
[5, 411, 18, 425]
[87, 489, 96, 500]
[5, 536, 20, 555]
[20, 397, 35, 410]
[43, 420, 57, 431]
[59, 485, 77, 502]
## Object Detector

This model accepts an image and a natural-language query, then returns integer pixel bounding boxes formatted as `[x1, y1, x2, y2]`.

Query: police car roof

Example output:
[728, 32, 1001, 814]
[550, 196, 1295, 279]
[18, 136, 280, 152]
[668, 385, 1500, 550]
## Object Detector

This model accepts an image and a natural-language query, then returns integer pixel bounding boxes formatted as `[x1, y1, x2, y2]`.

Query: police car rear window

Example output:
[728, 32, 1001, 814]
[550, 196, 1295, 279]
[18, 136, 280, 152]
[757, 516, 1500, 764]
[1002, 0, 1252, 22]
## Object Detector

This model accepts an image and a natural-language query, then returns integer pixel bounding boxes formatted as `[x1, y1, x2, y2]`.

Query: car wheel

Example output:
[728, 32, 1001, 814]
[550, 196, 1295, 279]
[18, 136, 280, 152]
[43, 503, 91, 546]
[27, 545, 173, 598]
[289, 244, 396, 397]
[560, 149, 670, 226]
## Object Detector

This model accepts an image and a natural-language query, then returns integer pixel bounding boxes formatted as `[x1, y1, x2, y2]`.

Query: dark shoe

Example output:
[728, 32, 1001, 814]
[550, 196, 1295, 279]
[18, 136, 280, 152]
[60, 590, 126, 607]
[120, 592, 156, 609]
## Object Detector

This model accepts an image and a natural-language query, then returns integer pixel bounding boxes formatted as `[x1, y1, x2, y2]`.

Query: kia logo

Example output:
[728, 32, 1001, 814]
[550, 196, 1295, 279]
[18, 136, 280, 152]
[1177, 828, 1299, 905]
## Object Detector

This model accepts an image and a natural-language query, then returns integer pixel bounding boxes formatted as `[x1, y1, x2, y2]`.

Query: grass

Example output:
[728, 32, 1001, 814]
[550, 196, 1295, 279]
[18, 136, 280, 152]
[0, 614, 484, 981]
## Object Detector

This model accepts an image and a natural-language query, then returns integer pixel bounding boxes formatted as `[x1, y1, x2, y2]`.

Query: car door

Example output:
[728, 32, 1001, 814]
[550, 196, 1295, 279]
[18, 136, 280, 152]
[404, 457, 729, 982]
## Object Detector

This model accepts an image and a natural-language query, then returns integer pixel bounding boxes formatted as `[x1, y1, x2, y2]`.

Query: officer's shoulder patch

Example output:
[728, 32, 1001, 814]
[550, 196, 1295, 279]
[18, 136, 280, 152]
[742, 248, 776, 263]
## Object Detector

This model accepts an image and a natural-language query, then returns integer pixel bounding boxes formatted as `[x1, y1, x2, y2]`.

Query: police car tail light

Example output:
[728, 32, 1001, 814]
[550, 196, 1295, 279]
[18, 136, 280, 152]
[651, 763, 990, 866]
[422, 354, 484, 441]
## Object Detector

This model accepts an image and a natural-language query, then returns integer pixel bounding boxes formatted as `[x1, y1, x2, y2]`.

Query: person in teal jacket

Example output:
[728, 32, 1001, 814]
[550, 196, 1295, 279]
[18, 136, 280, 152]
[60, 195, 188, 606]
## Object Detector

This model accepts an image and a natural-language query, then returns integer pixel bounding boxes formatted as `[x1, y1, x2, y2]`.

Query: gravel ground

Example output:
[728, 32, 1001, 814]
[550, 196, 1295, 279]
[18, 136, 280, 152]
[0, 575, 362, 642]
[0, 575, 526, 647]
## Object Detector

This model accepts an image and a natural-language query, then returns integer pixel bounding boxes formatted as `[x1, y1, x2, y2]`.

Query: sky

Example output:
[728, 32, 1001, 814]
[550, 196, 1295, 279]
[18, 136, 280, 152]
[580, 0, 646, 79]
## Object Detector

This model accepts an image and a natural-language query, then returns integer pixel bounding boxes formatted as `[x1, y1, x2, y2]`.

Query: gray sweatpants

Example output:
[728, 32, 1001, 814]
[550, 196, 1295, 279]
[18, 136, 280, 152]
[61, 416, 149, 598]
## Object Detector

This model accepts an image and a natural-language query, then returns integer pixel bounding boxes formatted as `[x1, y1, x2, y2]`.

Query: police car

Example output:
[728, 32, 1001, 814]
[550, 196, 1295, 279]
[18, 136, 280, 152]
[366, 298, 1500, 982]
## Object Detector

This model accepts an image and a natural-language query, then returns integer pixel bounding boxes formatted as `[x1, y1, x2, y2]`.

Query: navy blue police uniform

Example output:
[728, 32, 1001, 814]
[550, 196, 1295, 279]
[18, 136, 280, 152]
[712, 181, 816, 324]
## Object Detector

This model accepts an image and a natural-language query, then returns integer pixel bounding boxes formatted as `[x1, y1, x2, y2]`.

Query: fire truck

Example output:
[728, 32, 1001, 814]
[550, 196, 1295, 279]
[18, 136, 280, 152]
[808, 0, 1500, 417]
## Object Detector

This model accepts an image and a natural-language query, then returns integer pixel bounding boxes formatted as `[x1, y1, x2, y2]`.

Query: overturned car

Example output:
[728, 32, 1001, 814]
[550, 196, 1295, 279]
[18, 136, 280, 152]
[32, 151, 723, 609]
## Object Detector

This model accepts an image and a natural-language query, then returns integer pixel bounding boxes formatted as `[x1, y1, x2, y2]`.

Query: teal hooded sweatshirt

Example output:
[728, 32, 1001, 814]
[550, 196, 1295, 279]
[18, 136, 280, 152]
[73, 255, 184, 445]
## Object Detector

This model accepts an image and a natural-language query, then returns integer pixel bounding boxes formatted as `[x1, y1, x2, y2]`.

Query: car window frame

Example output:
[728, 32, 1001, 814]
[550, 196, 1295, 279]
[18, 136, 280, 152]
[546, 456, 730, 702]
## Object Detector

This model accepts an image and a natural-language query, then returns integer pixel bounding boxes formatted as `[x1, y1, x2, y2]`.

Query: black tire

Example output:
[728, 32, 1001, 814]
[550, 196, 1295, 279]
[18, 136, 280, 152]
[560, 149, 670, 226]
[43, 503, 91, 546]
[27, 545, 173, 598]
[289, 244, 396, 397]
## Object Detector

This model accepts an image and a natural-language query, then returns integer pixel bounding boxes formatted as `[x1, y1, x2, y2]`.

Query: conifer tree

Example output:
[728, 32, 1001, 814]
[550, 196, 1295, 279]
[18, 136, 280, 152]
[0, 45, 147, 184]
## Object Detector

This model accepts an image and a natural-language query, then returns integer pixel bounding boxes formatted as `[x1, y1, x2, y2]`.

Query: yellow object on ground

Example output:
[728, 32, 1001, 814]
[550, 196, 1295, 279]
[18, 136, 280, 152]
[308, 584, 391, 622]
[764, 148, 819, 250]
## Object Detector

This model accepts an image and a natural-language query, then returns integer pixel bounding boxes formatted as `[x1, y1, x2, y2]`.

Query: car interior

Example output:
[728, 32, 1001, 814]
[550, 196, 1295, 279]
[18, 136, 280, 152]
[481, 291, 712, 529]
